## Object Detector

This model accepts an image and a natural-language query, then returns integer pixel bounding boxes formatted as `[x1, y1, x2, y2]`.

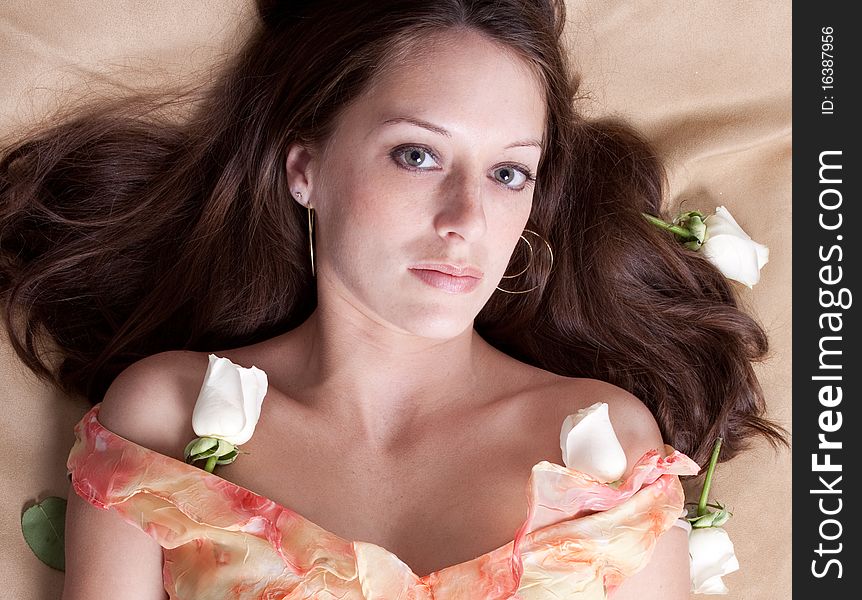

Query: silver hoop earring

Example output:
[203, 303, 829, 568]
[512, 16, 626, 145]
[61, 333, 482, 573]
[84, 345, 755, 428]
[495, 229, 553, 294]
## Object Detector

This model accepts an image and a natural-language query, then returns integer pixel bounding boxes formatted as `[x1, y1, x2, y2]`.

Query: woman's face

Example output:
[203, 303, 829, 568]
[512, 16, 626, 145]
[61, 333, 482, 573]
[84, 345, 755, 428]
[291, 29, 546, 339]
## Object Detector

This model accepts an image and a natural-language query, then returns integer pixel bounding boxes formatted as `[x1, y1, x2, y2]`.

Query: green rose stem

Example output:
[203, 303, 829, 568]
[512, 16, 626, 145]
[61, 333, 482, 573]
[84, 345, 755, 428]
[697, 437, 723, 517]
[205, 455, 218, 473]
[641, 212, 698, 240]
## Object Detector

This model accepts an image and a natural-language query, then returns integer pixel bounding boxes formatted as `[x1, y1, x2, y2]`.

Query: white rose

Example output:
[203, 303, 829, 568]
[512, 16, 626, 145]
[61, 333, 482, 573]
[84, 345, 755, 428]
[700, 205, 770, 289]
[559, 402, 627, 483]
[689, 526, 740, 594]
[191, 353, 268, 446]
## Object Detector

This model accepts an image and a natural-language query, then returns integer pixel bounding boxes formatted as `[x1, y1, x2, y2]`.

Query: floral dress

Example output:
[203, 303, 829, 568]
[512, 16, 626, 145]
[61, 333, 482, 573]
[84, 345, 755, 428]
[67, 401, 698, 599]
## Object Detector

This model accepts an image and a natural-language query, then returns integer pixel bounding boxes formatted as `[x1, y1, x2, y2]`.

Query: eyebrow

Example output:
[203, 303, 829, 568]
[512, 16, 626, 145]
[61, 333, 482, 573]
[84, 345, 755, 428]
[377, 116, 543, 150]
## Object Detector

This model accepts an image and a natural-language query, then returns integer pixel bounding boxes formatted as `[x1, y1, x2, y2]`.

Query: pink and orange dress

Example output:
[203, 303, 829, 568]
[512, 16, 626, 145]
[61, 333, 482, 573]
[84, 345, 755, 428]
[67, 383, 698, 599]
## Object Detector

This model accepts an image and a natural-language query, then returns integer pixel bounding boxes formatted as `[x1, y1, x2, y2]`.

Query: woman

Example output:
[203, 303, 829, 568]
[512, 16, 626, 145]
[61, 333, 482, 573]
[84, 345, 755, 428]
[0, 0, 787, 598]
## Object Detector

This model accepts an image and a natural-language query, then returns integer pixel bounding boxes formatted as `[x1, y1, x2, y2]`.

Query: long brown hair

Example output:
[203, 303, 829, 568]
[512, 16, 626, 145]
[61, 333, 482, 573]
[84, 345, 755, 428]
[0, 0, 787, 469]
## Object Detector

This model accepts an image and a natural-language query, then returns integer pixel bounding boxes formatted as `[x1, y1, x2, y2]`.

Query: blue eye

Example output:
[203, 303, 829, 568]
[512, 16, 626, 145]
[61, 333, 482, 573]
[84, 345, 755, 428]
[390, 144, 536, 192]
[494, 166, 534, 191]
[392, 146, 440, 170]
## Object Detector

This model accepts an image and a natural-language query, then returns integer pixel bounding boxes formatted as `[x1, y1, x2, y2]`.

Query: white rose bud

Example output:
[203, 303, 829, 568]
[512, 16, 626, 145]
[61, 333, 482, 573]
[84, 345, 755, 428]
[689, 526, 740, 594]
[191, 353, 268, 446]
[700, 205, 770, 289]
[559, 402, 627, 483]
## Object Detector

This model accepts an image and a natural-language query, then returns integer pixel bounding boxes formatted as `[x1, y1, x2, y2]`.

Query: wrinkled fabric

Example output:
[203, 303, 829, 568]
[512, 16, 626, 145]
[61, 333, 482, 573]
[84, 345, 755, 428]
[67, 403, 699, 599]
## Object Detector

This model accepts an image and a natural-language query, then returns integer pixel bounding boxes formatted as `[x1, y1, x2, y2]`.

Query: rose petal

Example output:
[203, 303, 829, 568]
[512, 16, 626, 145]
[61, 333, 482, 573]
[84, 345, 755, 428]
[706, 206, 751, 240]
[700, 206, 769, 289]
[754, 240, 770, 270]
[192, 354, 268, 445]
[701, 233, 762, 288]
[559, 402, 627, 483]
[689, 527, 739, 594]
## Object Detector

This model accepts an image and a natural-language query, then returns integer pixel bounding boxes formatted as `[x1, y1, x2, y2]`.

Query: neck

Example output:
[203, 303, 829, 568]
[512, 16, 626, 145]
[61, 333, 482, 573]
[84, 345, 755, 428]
[285, 295, 494, 448]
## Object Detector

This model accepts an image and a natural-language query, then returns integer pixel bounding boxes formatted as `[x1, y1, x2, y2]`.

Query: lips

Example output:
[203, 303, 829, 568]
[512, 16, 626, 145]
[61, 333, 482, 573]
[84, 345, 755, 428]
[409, 263, 484, 278]
[408, 264, 483, 293]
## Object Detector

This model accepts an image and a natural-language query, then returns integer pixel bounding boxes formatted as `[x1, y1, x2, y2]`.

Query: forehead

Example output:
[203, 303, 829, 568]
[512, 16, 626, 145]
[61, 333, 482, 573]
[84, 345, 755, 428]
[336, 29, 547, 146]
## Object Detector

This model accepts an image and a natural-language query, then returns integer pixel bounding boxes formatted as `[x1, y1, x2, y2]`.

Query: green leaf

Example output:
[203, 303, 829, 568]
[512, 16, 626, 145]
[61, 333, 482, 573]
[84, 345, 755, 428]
[21, 496, 66, 571]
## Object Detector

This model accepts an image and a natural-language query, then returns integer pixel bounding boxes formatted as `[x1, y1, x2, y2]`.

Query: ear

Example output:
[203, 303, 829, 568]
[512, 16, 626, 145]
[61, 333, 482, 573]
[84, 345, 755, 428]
[285, 142, 315, 207]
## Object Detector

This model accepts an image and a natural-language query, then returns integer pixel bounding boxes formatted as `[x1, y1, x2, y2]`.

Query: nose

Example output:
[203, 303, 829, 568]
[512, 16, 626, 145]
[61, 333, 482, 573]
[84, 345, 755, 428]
[433, 170, 487, 242]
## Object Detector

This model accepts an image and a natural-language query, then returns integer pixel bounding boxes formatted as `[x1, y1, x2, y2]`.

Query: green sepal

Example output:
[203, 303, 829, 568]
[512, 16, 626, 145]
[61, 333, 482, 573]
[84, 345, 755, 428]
[672, 209, 705, 224]
[184, 436, 218, 461]
[689, 508, 732, 528]
[642, 211, 700, 244]
[216, 449, 239, 465]
[685, 500, 733, 528]
[673, 211, 707, 248]
[184, 436, 238, 467]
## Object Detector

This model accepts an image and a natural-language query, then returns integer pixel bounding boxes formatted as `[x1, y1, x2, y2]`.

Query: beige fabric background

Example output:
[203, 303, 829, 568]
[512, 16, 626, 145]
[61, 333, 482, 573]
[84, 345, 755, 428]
[0, 1, 791, 598]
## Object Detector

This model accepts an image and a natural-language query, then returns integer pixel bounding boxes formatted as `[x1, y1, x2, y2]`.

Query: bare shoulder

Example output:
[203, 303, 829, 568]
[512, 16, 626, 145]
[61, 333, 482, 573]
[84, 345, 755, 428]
[95, 349, 210, 459]
[546, 376, 667, 477]
[64, 350, 210, 599]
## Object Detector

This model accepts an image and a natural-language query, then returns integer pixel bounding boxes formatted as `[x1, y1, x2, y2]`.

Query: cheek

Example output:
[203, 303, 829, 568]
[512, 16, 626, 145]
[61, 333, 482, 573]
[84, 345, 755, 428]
[322, 185, 408, 269]
[319, 167, 375, 231]
[335, 188, 408, 236]
[332, 172, 420, 234]
[495, 197, 533, 237]
[492, 208, 534, 268]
